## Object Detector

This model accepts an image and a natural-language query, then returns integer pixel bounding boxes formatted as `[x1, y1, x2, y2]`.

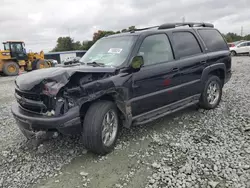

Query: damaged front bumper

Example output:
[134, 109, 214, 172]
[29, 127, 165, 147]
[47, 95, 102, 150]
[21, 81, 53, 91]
[11, 103, 82, 137]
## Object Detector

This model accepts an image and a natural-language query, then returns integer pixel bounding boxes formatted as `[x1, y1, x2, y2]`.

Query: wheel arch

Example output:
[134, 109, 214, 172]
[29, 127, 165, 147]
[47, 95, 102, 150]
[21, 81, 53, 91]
[79, 92, 132, 129]
[201, 63, 226, 86]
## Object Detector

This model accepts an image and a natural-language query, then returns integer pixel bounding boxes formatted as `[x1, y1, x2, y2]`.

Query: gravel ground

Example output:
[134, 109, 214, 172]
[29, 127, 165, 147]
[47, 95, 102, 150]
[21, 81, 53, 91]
[0, 57, 250, 188]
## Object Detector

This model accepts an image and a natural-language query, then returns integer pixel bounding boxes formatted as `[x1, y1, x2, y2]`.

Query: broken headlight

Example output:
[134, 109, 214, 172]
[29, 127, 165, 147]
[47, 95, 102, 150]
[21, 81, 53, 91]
[43, 81, 64, 96]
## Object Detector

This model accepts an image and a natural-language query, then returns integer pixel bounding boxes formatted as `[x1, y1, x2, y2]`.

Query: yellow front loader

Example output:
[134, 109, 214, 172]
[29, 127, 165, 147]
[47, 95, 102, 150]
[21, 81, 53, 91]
[0, 41, 52, 76]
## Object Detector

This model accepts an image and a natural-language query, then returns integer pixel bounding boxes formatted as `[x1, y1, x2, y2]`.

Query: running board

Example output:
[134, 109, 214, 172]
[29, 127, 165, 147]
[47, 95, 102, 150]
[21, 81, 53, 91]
[133, 94, 200, 125]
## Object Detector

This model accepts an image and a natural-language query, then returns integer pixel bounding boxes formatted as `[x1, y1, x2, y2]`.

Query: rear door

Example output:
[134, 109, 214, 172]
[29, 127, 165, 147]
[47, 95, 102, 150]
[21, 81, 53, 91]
[170, 30, 207, 99]
[197, 28, 231, 74]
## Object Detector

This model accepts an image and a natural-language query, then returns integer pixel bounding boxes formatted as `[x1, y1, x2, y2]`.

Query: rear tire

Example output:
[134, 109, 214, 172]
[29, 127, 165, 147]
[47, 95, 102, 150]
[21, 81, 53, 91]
[231, 51, 236, 56]
[36, 59, 50, 69]
[2, 61, 19, 76]
[82, 101, 119, 155]
[199, 75, 222, 110]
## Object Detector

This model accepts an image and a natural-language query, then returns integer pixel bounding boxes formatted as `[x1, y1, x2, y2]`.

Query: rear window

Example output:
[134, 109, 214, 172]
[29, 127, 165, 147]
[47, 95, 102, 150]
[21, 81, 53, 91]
[198, 29, 228, 52]
[172, 31, 202, 58]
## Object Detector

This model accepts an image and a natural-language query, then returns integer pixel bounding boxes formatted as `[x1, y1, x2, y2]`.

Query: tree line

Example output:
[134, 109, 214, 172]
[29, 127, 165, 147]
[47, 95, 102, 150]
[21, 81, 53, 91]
[223, 33, 250, 43]
[51, 26, 136, 52]
[51, 26, 250, 52]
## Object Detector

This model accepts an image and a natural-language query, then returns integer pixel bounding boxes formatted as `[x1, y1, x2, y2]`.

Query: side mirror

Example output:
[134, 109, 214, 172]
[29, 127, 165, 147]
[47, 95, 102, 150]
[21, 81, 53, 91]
[130, 56, 144, 71]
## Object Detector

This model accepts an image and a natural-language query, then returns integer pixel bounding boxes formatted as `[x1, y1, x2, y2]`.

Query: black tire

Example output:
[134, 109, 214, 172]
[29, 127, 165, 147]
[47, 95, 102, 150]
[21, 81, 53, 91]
[36, 60, 49, 69]
[2, 61, 19, 76]
[82, 101, 120, 155]
[231, 51, 237, 56]
[199, 75, 222, 110]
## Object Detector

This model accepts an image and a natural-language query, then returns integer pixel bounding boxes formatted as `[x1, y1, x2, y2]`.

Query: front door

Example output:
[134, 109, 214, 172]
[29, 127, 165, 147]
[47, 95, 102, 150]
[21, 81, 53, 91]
[131, 33, 181, 116]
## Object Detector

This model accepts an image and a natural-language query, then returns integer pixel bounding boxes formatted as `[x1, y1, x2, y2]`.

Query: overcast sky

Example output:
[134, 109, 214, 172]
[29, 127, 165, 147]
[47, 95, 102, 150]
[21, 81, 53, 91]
[0, 0, 249, 52]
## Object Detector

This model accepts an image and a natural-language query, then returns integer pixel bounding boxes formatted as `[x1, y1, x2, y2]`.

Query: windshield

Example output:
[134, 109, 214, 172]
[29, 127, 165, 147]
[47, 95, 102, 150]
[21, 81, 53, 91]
[80, 36, 137, 67]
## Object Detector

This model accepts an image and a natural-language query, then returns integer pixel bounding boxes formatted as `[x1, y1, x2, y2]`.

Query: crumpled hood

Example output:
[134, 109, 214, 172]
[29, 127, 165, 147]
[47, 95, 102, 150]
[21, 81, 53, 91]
[15, 65, 117, 91]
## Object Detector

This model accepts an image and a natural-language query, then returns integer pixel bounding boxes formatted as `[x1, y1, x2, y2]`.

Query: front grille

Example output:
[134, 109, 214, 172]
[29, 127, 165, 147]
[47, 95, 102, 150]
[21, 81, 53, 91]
[15, 89, 51, 113]
[15, 89, 41, 101]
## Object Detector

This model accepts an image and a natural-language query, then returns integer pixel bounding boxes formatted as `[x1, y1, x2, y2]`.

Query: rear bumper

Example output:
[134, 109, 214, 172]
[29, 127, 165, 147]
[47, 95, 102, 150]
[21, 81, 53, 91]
[11, 103, 82, 135]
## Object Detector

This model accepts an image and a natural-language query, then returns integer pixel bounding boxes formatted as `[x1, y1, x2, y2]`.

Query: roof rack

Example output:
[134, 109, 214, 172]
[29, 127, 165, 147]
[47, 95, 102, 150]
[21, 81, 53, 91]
[129, 26, 159, 32]
[158, 22, 214, 29]
[129, 22, 214, 33]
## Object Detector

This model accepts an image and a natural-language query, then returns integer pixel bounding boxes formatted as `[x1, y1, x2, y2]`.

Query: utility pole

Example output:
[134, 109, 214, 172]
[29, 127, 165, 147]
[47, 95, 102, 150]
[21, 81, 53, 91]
[182, 16, 185, 23]
[241, 26, 243, 37]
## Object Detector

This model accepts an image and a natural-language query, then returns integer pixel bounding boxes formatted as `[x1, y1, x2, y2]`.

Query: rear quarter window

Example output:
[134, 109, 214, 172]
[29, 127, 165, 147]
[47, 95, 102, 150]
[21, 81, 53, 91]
[197, 29, 229, 52]
[172, 31, 202, 58]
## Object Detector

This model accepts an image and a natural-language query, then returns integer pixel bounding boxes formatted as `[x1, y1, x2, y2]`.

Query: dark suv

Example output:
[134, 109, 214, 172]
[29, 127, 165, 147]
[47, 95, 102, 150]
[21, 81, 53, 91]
[11, 22, 232, 154]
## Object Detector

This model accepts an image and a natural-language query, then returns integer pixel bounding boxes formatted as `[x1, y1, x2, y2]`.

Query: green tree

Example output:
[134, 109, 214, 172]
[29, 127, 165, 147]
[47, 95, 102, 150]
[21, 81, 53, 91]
[52, 26, 140, 51]
[92, 30, 116, 42]
[121, 29, 128, 33]
[244, 34, 250, 41]
[82, 40, 94, 50]
[128, 26, 136, 31]
[73, 41, 82, 50]
[223, 33, 243, 42]
[52, 37, 83, 52]
[52, 37, 74, 52]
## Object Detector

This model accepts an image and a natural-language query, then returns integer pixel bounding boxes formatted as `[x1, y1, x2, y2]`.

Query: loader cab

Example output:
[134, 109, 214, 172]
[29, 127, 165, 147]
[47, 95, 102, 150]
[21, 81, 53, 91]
[3, 41, 28, 61]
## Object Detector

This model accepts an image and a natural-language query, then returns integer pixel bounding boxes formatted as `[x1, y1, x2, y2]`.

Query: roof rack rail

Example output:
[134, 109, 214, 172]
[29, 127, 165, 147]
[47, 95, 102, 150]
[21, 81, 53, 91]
[129, 26, 159, 33]
[128, 22, 214, 33]
[158, 22, 214, 30]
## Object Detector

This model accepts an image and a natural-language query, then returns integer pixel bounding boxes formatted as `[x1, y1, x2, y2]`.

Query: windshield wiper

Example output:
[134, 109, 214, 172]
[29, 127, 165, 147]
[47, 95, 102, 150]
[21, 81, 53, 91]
[86, 61, 105, 67]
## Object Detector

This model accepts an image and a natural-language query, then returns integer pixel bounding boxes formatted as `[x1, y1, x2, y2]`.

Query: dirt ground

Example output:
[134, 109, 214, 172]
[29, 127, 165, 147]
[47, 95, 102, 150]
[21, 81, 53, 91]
[0, 57, 250, 188]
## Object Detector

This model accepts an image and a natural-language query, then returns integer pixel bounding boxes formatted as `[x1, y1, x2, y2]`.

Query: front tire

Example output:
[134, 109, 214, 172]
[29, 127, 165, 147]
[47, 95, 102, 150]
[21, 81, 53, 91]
[82, 101, 119, 155]
[199, 75, 222, 110]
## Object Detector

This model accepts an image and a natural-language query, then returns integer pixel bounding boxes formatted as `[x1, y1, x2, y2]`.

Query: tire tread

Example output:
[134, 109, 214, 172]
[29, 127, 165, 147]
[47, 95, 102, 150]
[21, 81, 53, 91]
[82, 100, 118, 155]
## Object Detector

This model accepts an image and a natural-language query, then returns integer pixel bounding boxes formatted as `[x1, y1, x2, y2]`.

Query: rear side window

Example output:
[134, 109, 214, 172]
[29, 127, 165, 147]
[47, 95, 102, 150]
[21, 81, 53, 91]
[172, 32, 202, 58]
[238, 42, 247, 47]
[198, 29, 228, 52]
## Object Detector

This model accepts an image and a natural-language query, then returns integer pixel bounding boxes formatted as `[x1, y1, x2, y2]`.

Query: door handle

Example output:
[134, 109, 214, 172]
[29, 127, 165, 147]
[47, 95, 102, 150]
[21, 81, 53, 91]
[172, 67, 179, 72]
[200, 60, 206, 64]
[132, 84, 139, 89]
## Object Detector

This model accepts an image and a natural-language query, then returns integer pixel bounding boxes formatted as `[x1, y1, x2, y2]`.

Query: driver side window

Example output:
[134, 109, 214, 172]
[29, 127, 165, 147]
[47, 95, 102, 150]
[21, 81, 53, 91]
[138, 34, 174, 66]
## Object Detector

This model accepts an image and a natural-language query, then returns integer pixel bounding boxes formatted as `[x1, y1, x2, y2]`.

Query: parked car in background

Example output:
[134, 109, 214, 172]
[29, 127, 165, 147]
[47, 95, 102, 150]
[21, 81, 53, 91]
[230, 41, 250, 56]
[228, 43, 235, 48]
[46, 59, 58, 67]
[228, 40, 246, 48]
